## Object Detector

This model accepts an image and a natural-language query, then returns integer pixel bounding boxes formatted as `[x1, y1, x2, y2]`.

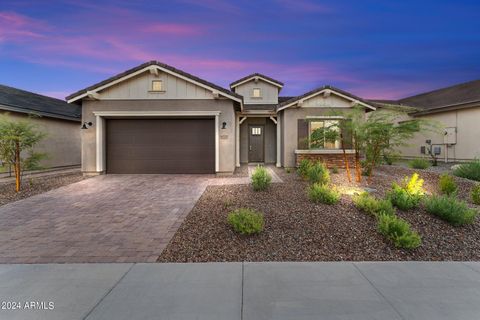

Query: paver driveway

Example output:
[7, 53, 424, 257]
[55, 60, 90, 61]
[0, 175, 213, 263]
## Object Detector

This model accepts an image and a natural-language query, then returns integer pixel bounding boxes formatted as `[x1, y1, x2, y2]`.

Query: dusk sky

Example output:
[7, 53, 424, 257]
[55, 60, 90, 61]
[1, 0, 479, 100]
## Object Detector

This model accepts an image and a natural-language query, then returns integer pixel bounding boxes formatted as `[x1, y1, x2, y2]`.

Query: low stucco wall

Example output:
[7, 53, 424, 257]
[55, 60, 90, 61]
[1, 111, 81, 168]
[81, 99, 237, 174]
[394, 106, 480, 161]
[240, 117, 276, 164]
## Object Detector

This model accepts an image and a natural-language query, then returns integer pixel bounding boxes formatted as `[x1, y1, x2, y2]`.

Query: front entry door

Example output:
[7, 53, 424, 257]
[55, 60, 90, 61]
[248, 125, 264, 162]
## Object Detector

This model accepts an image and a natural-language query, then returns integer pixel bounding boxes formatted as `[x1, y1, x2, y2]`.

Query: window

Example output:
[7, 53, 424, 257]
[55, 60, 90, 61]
[251, 127, 262, 135]
[151, 80, 164, 92]
[309, 119, 341, 149]
[252, 88, 261, 98]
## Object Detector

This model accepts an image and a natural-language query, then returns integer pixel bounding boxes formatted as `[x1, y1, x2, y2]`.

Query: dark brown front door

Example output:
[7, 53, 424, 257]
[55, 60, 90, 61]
[106, 118, 215, 174]
[248, 125, 264, 162]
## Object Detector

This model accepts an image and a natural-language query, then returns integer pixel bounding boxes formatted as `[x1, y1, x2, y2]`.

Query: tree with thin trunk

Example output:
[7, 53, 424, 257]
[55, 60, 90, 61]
[0, 115, 46, 192]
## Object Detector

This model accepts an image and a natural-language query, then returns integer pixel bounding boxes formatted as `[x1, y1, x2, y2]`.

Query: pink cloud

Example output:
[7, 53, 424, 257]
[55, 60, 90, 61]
[0, 11, 47, 41]
[144, 23, 206, 36]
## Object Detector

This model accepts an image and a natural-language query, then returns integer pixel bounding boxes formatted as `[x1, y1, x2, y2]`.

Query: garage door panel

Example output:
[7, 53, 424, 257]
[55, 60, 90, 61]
[106, 119, 215, 174]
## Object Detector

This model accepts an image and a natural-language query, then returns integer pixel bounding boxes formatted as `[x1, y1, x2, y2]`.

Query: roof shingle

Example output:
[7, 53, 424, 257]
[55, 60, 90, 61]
[0, 84, 81, 121]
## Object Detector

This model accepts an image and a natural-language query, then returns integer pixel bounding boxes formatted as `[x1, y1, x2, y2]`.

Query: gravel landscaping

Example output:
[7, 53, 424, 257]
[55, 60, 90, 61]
[158, 165, 480, 262]
[0, 172, 88, 207]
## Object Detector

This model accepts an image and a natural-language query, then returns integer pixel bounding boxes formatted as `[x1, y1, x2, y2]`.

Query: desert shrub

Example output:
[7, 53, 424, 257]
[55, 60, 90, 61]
[388, 185, 422, 211]
[297, 159, 312, 178]
[387, 173, 425, 210]
[360, 160, 372, 176]
[424, 195, 478, 226]
[472, 184, 480, 205]
[227, 208, 264, 235]
[251, 166, 272, 191]
[383, 153, 398, 165]
[331, 166, 339, 174]
[308, 183, 340, 205]
[409, 158, 431, 169]
[307, 161, 330, 185]
[453, 160, 480, 181]
[438, 174, 457, 195]
[353, 193, 395, 217]
[377, 213, 421, 249]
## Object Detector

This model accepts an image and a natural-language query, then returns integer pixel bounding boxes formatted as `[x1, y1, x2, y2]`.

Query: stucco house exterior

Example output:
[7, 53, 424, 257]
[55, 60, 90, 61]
[0, 84, 81, 169]
[371, 79, 480, 162]
[67, 61, 377, 175]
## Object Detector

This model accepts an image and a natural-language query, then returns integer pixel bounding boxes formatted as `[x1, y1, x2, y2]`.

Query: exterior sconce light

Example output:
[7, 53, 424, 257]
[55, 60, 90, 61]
[81, 121, 93, 130]
[222, 122, 227, 129]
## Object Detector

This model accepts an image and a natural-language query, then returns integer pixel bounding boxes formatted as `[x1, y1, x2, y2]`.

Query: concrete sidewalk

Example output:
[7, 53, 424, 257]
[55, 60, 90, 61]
[0, 262, 480, 320]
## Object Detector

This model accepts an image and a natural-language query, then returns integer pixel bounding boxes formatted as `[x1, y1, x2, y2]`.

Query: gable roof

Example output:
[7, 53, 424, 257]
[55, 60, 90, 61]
[0, 84, 81, 121]
[230, 73, 284, 89]
[370, 79, 480, 115]
[66, 61, 243, 105]
[277, 85, 376, 111]
[398, 79, 480, 110]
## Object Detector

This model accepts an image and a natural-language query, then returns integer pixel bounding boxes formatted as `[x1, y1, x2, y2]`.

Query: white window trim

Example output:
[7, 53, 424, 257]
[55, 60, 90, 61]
[93, 111, 221, 173]
[252, 88, 262, 98]
[150, 80, 165, 92]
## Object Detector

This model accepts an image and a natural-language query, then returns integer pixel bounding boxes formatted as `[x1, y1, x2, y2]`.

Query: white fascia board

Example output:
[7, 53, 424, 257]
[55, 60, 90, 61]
[68, 65, 243, 105]
[277, 89, 376, 111]
[93, 111, 221, 117]
[230, 76, 283, 89]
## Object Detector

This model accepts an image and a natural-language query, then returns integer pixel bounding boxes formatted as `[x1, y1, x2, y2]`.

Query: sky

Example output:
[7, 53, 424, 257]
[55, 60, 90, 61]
[0, 0, 479, 100]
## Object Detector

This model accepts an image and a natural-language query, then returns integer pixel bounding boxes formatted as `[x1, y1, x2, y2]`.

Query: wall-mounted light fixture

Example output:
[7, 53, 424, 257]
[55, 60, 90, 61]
[221, 122, 227, 129]
[81, 121, 93, 130]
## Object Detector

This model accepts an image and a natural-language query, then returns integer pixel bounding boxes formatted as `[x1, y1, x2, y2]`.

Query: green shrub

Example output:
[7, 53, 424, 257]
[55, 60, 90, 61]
[297, 159, 312, 178]
[388, 185, 422, 211]
[387, 173, 425, 210]
[251, 166, 272, 191]
[307, 161, 330, 185]
[383, 153, 398, 165]
[360, 160, 372, 176]
[439, 174, 457, 195]
[424, 195, 478, 226]
[331, 166, 339, 174]
[377, 214, 421, 249]
[227, 208, 264, 235]
[285, 168, 291, 174]
[472, 184, 480, 205]
[453, 160, 480, 181]
[308, 183, 341, 205]
[408, 158, 431, 169]
[353, 192, 395, 216]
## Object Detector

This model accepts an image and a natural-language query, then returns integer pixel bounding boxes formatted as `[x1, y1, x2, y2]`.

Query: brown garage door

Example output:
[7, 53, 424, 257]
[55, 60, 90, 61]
[106, 118, 215, 174]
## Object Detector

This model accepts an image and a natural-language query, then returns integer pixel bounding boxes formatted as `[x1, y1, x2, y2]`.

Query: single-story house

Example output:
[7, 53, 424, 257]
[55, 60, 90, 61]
[67, 61, 377, 175]
[0, 84, 81, 169]
[371, 79, 480, 162]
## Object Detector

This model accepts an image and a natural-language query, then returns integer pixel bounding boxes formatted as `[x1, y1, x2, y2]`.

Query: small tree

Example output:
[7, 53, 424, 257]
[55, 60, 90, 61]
[363, 109, 437, 182]
[327, 105, 437, 183]
[0, 115, 46, 192]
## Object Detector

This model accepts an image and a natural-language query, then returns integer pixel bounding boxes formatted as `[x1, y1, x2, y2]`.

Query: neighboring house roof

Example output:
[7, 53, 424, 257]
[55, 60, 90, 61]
[230, 73, 284, 89]
[371, 79, 480, 116]
[66, 61, 243, 105]
[0, 84, 81, 121]
[277, 85, 376, 111]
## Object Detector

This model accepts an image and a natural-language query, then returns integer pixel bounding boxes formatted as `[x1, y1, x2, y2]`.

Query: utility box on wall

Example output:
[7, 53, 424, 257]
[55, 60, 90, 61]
[444, 127, 457, 144]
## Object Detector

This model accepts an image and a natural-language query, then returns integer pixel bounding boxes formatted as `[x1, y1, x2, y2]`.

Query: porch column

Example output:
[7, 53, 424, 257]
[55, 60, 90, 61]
[236, 115, 240, 167]
[276, 115, 281, 167]
[95, 115, 105, 173]
[215, 115, 219, 172]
